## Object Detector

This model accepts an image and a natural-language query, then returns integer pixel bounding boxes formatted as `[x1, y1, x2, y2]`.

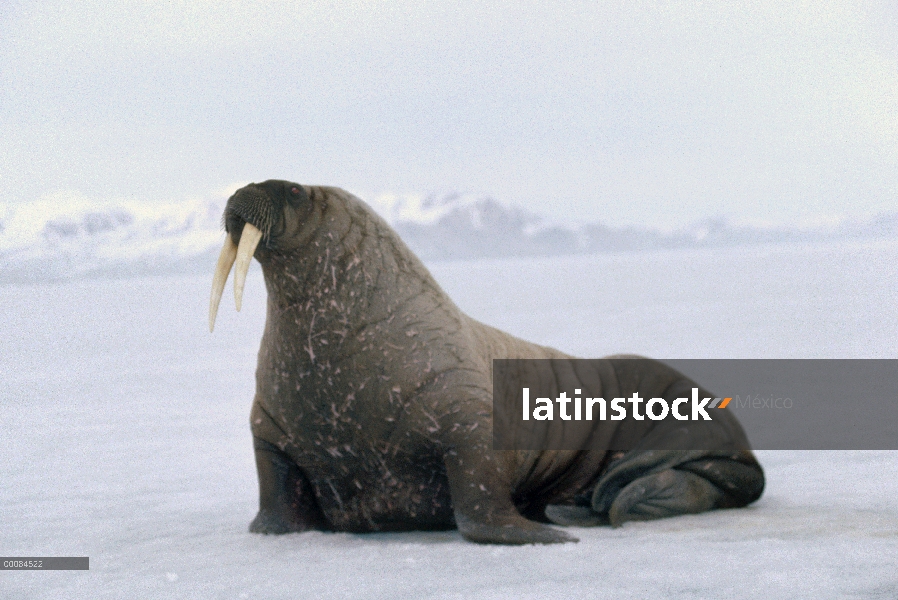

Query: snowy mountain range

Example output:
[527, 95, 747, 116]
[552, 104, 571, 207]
[1, 189, 896, 283]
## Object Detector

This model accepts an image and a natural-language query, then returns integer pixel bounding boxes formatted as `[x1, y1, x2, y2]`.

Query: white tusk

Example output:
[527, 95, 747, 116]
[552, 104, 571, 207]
[209, 235, 238, 332]
[234, 222, 263, 313]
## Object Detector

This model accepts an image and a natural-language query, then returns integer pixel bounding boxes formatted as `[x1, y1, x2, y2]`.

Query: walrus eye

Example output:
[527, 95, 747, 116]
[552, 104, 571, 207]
[291, 187, 301, 195]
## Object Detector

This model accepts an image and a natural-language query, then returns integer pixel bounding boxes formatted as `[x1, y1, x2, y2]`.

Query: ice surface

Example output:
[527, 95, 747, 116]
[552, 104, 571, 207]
[1, 241, 897, 598]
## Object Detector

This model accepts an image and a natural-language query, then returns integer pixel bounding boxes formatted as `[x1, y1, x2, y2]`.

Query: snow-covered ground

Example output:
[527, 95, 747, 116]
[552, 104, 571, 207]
[2, 240, 897, 599]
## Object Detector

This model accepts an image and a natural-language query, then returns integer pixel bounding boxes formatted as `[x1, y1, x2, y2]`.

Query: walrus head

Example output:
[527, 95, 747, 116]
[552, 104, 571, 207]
[209, 180, 320, 332]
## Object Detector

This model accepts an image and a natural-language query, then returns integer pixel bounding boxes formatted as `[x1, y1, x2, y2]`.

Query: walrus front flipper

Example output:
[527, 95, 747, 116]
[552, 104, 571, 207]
[249, 438, 328, 534]
[443, 447, 577, 545]
[607, 469, 722, 527]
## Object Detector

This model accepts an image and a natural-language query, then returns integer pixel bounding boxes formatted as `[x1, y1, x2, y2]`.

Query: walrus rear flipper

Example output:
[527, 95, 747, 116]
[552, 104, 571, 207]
[606, 468, 722, 526]
[543, 505, 609, 527]
[588, 450, 765, 528]
[542, 466, 729, 528]
[676, 455, 765, 508]
[545, 451, 764, 527]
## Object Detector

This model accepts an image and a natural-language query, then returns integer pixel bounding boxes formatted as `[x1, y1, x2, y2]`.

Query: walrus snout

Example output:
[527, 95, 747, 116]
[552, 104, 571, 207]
[225, 179, 312, 240]
[225, 185, 277, 246]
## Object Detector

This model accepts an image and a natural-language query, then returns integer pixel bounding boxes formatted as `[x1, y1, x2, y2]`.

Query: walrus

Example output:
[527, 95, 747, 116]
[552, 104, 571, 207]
[209, 180, 764, 544]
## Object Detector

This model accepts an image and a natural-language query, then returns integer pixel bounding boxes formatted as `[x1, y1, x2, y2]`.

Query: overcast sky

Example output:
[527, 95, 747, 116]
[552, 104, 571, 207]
[1, 1, 896, 226]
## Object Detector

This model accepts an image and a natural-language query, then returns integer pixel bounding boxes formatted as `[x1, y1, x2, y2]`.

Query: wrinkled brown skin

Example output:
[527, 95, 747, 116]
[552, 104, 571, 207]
[226, 180, 762, 545]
